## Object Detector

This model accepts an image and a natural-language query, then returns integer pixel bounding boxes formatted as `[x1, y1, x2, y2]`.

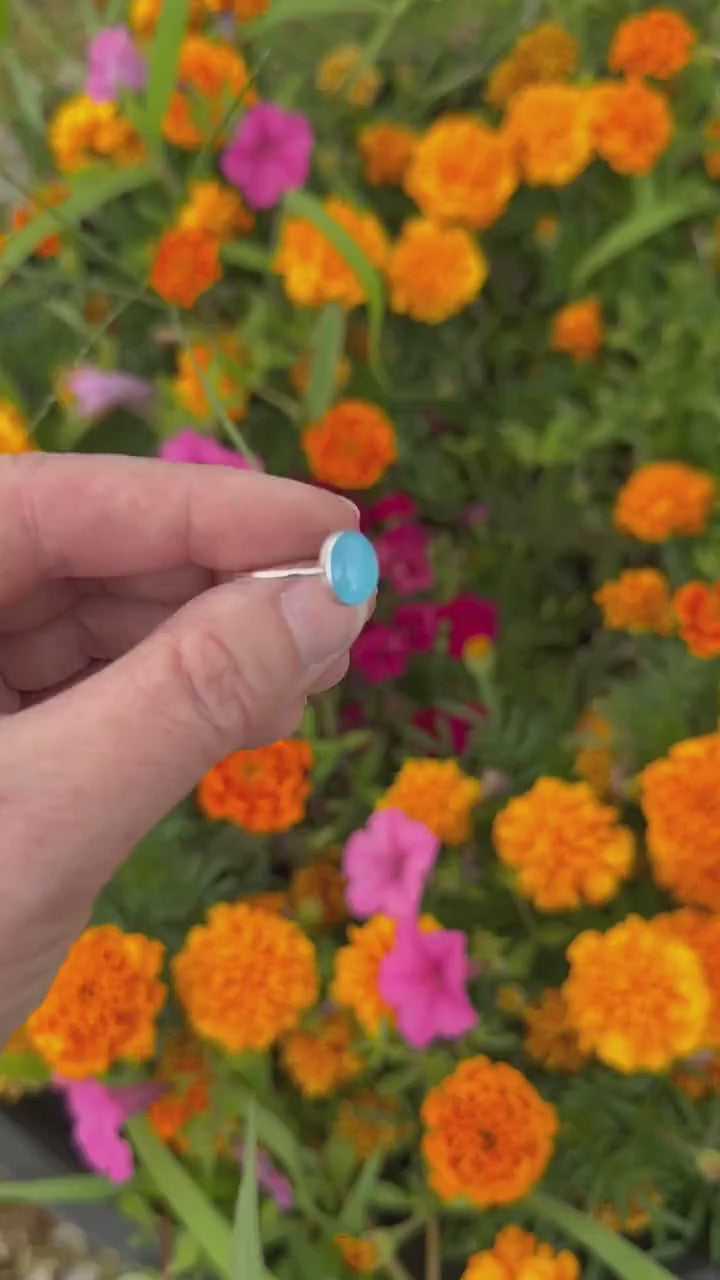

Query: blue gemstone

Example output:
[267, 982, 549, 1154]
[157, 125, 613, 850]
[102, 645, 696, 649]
[327, 530, 379, 606]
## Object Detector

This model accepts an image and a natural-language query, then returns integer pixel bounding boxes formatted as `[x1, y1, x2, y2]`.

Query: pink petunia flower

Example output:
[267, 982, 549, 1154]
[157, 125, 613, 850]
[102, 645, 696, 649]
[412, 703, 485, 755]
[85, 26, 147, 104]
[237, 1143, 294, 1213]
[221, 103, 314, 210]
[159, 429, 262, 470]
[376, 522, 434, 596]
[352, 623, 410, 683]
[65, 366, 153, 421]
[343, 808, 439, 921]
[395, 603, 439, 654]
[56, 1078, 165, 1185]
[378, 921, 478, 1049]
[438, 593, 498, 660]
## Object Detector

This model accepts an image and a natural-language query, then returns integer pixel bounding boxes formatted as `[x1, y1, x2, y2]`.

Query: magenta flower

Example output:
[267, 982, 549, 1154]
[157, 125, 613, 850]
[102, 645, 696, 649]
[379, 921, 478, 1049]
[237, 1144, 294, 1213]
[221, 103, 314, 210]
[438, 593, 498, 660]
[376, 522, 434, 596]
[56, 1078, 165, 1185]
[65, 366, 153, 421]
[352, 623, 410, 683]
[366, 492, 417, 528]
[85, 26, 147, 104]
[159, 429, 262, 470]
[395, 603, 439, 654]
[343, 808, 439, 921]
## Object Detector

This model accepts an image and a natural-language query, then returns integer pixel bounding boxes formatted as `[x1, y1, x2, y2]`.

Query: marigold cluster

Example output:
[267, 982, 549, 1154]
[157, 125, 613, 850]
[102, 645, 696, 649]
[176, 180, 255, 241]
[332, 1089, 408, 1158]
[302, 399, 397, 490]
[11, 184, 68, 259]
[405, 115, 518, 231]
[573, 708, 614, 796]
[147, 1032, 211, 1149]
[174, 334, 248, 422]
[163, 37, 257, 150]
[315, 45, 381, 108]
[27, 926, 165, 1078]
[0, 400, 33, 454]
[150, 228, 221, 308]
[673, 581, 720, 659]
[198, 739, 313, 834]
[421, 1056, 557, 1206]
[358, 122, 417, 187]
[334, 1235, 379, 1274]
[613, 461, 716, 542]
[493, 777, 634, 911]
[641, 734, 720, 910]
[486, 23, 578, 109]
[49, 96, 144, 172]
[551, 298, 603, 361]
[504, 84, 594, 187]
[387, 219, 488, 325]
[461, 1226, 580, 1280]
[655, 910, 720, 1047]
[523, 988, 590, 1073]
[590, 78, 672, 177]
[280, 1011, 362, 1098]
[608, 8, 695, 79]
[595, 568, 674, 634]
[274, 196, 389, 309]
[377, 758, 482, 845]
[173, 902, 318, 1052]
[564, 915, 709, 1072]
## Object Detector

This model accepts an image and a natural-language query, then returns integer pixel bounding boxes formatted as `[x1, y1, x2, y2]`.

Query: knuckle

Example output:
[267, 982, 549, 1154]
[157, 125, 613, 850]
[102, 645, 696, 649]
[162, 624, 257, 748]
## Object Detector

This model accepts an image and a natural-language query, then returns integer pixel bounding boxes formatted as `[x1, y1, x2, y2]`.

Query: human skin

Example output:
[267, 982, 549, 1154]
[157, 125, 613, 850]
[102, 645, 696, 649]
[0, 454, 371, 1043]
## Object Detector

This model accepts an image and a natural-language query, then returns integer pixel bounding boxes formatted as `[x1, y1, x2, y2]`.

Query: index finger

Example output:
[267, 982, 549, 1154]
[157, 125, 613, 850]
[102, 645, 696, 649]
[0, 454, 357, 605]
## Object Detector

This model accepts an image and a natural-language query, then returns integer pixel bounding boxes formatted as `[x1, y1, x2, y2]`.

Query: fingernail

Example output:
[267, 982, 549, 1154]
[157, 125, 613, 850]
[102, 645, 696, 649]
[281, 577, 369, 669]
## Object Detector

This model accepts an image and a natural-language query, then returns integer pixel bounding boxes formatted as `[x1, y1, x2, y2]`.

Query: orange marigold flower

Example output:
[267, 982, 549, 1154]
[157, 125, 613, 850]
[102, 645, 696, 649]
[358, 122, 418, 186]
[288, 352, 351, 399]
[280, 1010, 363, 1097]
[590, 78, 672, 176]
[404, 115, 518, 230]
[573, 708, 614, 797]
[641, 734, 720, 909]
[302, 399, 396, 490]
[0, 400, 33, 454]
[655, 909, 720, 1047]
[274, 196, 389, 310]
[205, 0, 269, 19]
[334, 1235, 379, 1274]
[595, 568, 674, 634]
[550, 297, 603, 360]
[673, 581, 720, 658]
[147, 1031, 211, 1149]
[130, 0, 205, 35]
[27, 926, 165, 1078]
[49, 95, 144, 173]
[462, 1226, 580, 1280]
[243, 890, 290, 915]
[377, 758, 482, 845]
[331, 914, 439, 1035]
[150, 227, 221, 308]
[608, 8, 695, 79]
[705, 150, 720, 180]
[176, 180, 255, 241]
[11, 183, 68, 259]
[163, 37, 257, 150]
[387, 218, 488, 325]
[315, 45, 382, 109]
[173, 902, 318, 1052]
[333, 1088, 409, 1158]
[197, 739, 313, 834]
[174, 334, 248, 422]
[504, 84, 594, 187]
[593, 1190, 661, 1236]
[422, 1056, 557, 1206]
[290, 857, 347, 927]
[523, 988, 591, 1073]
[564, 915, 710, 1072]
[493, 777, 634, 911]
[486, 23, 578, 109]
[614, 461, 716, 542]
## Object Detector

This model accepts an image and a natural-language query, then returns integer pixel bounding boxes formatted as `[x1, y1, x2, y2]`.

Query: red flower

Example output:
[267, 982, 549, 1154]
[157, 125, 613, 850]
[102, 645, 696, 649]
[438, 594, 498, 659]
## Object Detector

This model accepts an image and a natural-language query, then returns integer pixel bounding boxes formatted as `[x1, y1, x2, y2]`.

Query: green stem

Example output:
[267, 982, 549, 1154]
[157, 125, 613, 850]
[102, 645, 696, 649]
[0, 1176, 115, 1203]
[528, 1192, 676, 1280]
[425, 1217, 441, 1280]
[344, 0, 413, 94]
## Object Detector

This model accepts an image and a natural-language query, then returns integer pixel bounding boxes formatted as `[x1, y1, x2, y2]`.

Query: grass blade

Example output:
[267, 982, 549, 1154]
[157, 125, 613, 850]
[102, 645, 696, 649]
[573, 186, 718, 287]
[338, 1151, 382, 1235]
[144, 0, 191, 141]
[529, 1191, 677, 1280]
[304, 302, 346, 421]
[0, 1176, 115, 1203]
[233, 1102, 265, 1280]
[248, 0, 382, 30]
[0, 0, 9, 43]
[222, 240, 273, 274]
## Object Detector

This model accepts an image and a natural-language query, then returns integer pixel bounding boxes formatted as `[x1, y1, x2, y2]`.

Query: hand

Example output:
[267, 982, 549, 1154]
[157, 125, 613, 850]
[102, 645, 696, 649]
[0, 453, 370, 1041]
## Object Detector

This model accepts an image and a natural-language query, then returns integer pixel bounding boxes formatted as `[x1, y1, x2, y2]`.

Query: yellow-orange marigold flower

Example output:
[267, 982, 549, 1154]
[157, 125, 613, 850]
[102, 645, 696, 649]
[405, 115, 518, 230]
[280, 1011, 362, 1097]
[608, 8, 695, 79]
[130, 0, 205, 35]
[655, 909, 720, 1047]
[274, 196, 389, 310]
[333, 1089, 409, 1158]
[150, 227, 221, 308]
[493, 777, 634, 911]
[174, 334, 248, 422]
[564, 915, 710, 1072]
[593, 1190, 660, 1236]
[11, 183, 68, 259]
[590, 78, 672, 176]
[0, 400, 33, 453]
[673, 581, 720, 659]
[173, 902, 318, 1052]
[147, 1031, 211, 1149]
[28, 926, 165, 1079]
[377, 758, 482, 845]
[290, 857, 346, 927]
[331, 914, 438, 1035]
[49, 96, 144, 173]
[550, 297, 603, 360]
[641, 734, 720, 909]
[573, 708, 614, 797]
[288, 352, 351, 399]
[302, 399, 396, 490]
[422, 1056, 557, 1206]
[176, 180, 255, 241]
[595, 568, 674, 634]
[523, 988, 590, 1073]
[315, 45, 382, 108]
[334, 1235, 379, 1274]
[486, 24, 578, 110]
[163, 37, 257, 150]
[387, 218, 488, 325]
[462, 1226, 580, 1280]
[358, 122, 417, 186]
[505, 84, 594, 187]
[205, 0, 269, 19]
[198, 739, 313, 834]
[243, 890, 290, 915]
[614, 461, 716, 542]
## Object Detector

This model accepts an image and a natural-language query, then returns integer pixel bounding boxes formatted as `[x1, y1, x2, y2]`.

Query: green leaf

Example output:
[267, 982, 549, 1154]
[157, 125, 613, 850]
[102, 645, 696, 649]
[127, 1115, 232, 1280]
[0, 165, 157, 283]
[144, 0, 191, 141]
[283, 189, 386, 381]
[0, 0, 9, 43]
[338, 1152, 382, 1235]
[248, 0, 382, 30]
[573, 187, 718, 287]
[0, 1176, 116, 1203]
[304, 303, 346, 422]
[0, 1050, 50, 1085]
[529, 1192, 677, 1280]
[222, 241, 273, 274]
[233, 1102, 265, 1280]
